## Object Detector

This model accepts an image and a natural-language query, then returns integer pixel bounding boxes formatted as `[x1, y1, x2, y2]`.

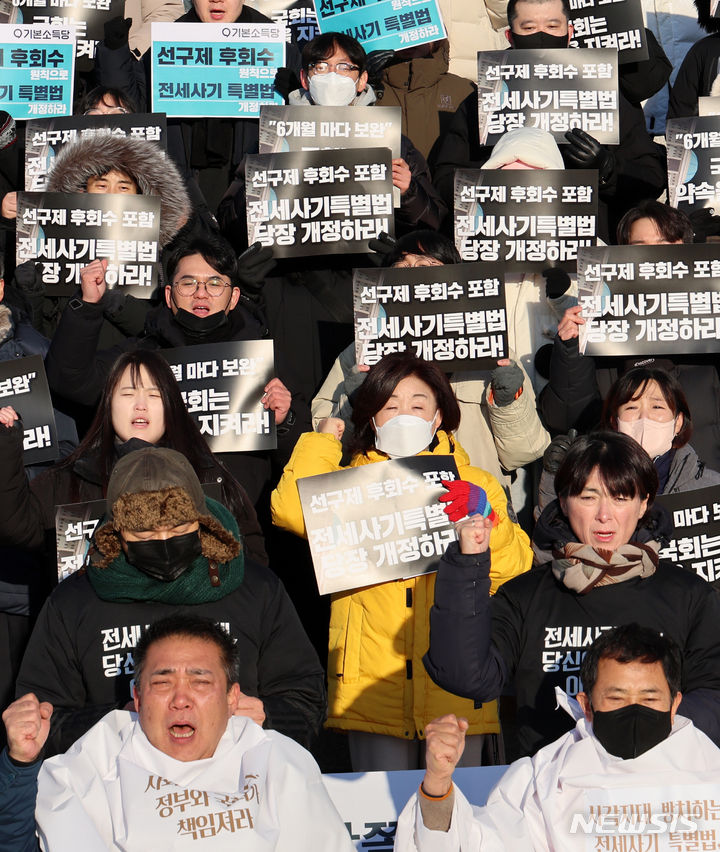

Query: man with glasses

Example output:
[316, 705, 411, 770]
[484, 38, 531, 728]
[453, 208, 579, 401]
[45, 235, 307, 508]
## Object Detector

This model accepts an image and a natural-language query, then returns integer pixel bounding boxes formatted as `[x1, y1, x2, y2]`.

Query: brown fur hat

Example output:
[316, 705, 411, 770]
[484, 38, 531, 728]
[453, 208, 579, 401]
[46, 134, 190, 245]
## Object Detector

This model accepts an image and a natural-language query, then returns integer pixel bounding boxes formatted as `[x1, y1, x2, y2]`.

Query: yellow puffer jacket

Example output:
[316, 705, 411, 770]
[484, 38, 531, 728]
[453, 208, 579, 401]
[271, 430, 532, 739]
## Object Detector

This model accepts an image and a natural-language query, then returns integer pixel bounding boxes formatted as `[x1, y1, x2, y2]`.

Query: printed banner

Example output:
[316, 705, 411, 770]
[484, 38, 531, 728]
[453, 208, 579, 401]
[476, 48, 619, 145]
[667, 116, 720, 213]
[576, 244, 720, 355]
[16, 191, 161, 297]
[314, 0, 446, 52]
[658, 486, 720, 588]
[163, 340, 277, 454]
[568, 0, 647, 64]
[25, 113, 167, 191]
[150, 22, 285, 118]
[297, 454, 459, 594]
[252, 0, 318, 46]
[245, 146, 394, 257]
[259, 104, 401, 156]
[0, 355, 58, 465]
[454, 168, 598, 271]
[7, 0, 122, 71]
[0, 23, 75, 119]
[55, 498, 105, 582]
[353, 262, 508, 369]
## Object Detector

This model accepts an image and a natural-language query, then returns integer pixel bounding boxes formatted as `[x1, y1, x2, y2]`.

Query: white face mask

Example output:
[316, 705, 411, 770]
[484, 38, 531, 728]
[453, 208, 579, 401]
[617, 417, 677, 460]
[308, 72, 358, 106]
[372, 412, 439, 459]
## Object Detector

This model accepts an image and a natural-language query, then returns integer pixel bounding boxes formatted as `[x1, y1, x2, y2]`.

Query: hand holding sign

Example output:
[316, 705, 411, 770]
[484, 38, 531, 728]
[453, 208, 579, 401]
[563, 128, 615, 183]
[262, 377, 291, 424]
[557, 305, 585, 341]
[423, 714, 469, 796]
[3, 693, 53, 764]
[1, 191, 17, 220]
[392, 158, 411, 194]
[0, 405, 18, 428]
[80, 258, 109, 304]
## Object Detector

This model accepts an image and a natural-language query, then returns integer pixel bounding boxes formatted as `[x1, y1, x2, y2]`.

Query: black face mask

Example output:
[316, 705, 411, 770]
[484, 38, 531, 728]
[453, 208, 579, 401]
[592, 703, 672, 760]
[510, 30, 570, 50]
[125, 530, 203, 582]
[173, 307, 229, 338]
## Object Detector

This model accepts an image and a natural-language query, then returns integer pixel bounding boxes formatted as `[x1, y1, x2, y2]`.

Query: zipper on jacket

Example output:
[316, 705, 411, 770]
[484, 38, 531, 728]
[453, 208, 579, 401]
[406, 588, 412, 607]
[406, 660, 413, 679]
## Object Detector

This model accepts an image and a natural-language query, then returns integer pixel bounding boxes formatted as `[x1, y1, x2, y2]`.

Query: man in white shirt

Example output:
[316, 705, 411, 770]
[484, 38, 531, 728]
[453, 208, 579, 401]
[1, 614, 352, 852]
[395, 623, 720, 851]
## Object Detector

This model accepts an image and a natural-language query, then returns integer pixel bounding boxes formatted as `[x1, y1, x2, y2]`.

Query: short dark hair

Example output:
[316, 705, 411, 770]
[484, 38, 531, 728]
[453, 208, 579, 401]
[616, 200, 693, 245]
[384, 230, 461, 268]
[554, 431, 658, 504]
[601, 367, 693, 449]
[134, 614, 240, 691]
[580, 623, 682, 700]
[75, 86, 138, 116]
[164, 235, 239, 290]
[349, 351, 461, 456]
[301, 32, 366, 74]
[507, 0, 571, 26]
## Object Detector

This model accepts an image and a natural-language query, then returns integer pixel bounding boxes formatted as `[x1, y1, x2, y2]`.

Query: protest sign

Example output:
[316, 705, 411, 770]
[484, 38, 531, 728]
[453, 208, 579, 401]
[667, 116, 720, 213]
[55, 498, 105, 582]
[0, 23, 74, 119]
[259, 104, 401, 156]
[0, 355, 58, 465]
[163, 340, 277, 454]
[16, 191, 161, 296]
[698, 96, 720, 116]
[252, 0, 318, 46]
[568, 0, 647, 63]
[576, 244, 720, 356]
[297, 455, 459, 594]
[476, 48, 619, 145]
[314, 0, 445, 53]
[454, 168, 597, 271]
[658, 486, 720, 588]
[25, 113, 167, 191]
[8, 0, 122, 71]
[150, 22, 285, 118]
[353, 262, 507, 369]
[246, 147, 394, 257]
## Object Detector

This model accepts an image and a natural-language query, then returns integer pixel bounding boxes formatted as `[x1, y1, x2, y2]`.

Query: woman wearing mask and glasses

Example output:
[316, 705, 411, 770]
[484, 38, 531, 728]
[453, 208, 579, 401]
[271, 351, 532, 772]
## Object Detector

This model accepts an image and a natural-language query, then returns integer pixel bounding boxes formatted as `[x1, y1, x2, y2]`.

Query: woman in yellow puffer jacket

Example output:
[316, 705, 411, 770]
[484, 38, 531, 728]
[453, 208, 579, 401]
[271, 352, 532, 771]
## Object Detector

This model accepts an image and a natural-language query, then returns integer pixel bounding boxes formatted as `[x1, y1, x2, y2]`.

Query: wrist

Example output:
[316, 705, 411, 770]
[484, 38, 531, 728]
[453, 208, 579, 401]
[421, 776, 453, 798]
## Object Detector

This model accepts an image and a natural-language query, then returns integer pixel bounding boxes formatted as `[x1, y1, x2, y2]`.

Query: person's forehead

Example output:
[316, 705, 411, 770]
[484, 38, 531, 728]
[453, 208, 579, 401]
[322, 46, 352, 64]
[96, 168, 135, 182]
[514, 0, 567, 21]
[593, 657, 669, 692]
[142, 635, 225, 673]
[174, 253, 225, 277]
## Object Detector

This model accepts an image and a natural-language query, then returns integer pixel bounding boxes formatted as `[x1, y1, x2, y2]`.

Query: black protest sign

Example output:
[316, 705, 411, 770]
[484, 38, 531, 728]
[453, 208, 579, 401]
[666, 117, 720, 214]
[353, 262, 508, 370]
[298, 455, 460, 594]
[0, 355, 58, 465]
[25, 113, 167, 191]
[163, 340, 276, 454]
[454, 168, 597, 272]
[16, 191, 161, 297]
[568, 0, 647, 64]
[259, 105, 401, 155]
[657, 487, 720, 588]
[245, 147, 394, 257]
[577, 244, 720, 356]
[251, 0, 318, 46]
[476, 48, 619, 145]
[55, 498, 105, 582]
[13, 0, 124, 71]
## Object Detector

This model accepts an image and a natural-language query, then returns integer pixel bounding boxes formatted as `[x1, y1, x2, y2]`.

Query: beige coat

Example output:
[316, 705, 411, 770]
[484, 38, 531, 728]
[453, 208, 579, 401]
[436, 0, 509, 81]
[125, 0, 185, 56]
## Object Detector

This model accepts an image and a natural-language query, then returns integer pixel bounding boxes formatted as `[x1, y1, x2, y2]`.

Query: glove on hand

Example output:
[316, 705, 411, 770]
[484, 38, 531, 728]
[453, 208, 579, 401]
[368, 231, 397, 266]
[490, 360, 524, 407]
[104, 16, 132, 50]
[274, 67, 301, 100]
[365, 49, 396, 80]
[542, 266, 571, 300]
[542, 428, 578, 474]
[237, 242, 276, 295]
[563, 128, 615, 183]
[440, 480, 498, 524]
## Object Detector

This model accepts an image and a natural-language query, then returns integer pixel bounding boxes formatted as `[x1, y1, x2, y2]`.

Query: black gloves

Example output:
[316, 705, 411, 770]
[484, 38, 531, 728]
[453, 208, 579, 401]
[368, 231, 397, 266]
[490, 360, 524, 407]
[689, 207, 720, 243]
[563, 128, 615, 183]
[542, 267, 571, 300]
[543, 429, 578, 474]
[104, 16, 132, 50]
[237, 242, 276, 299]
[274, 67, 301, 101]
[365, 50, 396, 98]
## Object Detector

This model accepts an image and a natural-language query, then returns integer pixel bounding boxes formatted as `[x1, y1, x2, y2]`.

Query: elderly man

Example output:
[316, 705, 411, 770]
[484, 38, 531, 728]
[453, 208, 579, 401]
[1, 614, 352, 851]
[395, 624, 720, 851]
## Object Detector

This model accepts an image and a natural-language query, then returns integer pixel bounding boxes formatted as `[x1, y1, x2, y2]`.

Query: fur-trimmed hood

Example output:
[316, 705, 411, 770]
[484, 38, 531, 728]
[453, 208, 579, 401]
[46, 135, 191, 246]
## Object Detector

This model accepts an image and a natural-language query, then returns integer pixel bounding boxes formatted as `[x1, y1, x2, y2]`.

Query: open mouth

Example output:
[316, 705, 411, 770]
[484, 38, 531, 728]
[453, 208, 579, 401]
[594, 530, 615, 543]
[192, 303, 211, 316]
[170, 724, 195, 740]
[208, 8, 225, 19]
[132, 417, 149, 427]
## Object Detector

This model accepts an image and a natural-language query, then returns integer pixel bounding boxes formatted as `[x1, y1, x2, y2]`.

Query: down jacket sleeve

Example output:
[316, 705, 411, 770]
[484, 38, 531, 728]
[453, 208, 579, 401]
[0, 749, 41, 852]
[538, 335, 601, 434]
